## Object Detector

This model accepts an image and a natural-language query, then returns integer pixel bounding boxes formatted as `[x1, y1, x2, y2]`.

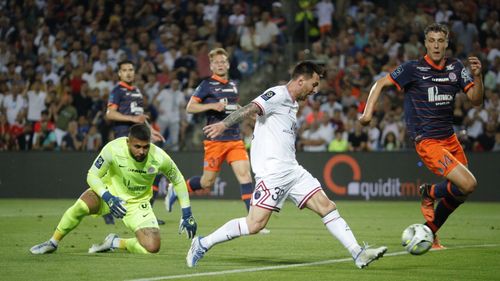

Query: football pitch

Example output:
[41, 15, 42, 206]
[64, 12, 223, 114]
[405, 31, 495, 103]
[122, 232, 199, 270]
[2, 199, 499, 281]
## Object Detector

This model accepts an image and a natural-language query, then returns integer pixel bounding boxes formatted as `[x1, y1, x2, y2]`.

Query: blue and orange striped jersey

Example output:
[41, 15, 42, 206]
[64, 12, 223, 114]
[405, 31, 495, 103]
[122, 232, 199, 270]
[388, 55, 474, 142]
[107, 81, 144, 136]
[192, 74, 241, 141]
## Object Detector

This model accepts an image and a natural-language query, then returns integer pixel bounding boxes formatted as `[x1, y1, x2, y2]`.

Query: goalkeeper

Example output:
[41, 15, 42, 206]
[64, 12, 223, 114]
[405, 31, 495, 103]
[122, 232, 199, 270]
[30, 124, 197, 254]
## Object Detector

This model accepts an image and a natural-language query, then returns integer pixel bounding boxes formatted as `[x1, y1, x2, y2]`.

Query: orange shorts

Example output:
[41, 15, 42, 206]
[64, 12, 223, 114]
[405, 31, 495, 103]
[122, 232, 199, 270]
[203, 140, 249, 172]
[415, 134, 467, 177]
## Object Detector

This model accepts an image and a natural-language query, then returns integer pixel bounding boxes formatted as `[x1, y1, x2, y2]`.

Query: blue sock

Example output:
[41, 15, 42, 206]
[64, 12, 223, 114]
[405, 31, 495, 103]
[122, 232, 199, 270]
[240, 183, 253, 212]
[426, 196, 464, 233]
[187, 176, 202, 191]
[433, 180, 464, 199]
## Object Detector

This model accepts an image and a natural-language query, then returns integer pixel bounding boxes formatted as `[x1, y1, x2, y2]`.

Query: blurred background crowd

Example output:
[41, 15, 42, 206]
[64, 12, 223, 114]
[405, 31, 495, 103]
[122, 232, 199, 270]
[0, 0, 498, 153]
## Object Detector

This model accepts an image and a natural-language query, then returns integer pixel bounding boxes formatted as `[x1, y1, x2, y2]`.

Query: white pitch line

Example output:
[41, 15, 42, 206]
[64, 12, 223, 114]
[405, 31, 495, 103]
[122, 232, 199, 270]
[126, 244, 499, 281]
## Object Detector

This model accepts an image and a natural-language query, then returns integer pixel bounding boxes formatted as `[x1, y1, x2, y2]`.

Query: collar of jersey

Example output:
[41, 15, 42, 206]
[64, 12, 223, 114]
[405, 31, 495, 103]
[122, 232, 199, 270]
[424, 55, 446, 70]
[119, 81, 135, 90]
[211, 74, 228, 84]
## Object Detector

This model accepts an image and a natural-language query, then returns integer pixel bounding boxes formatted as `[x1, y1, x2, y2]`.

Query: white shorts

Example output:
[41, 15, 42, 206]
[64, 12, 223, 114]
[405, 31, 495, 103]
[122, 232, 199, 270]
[252, 166, 323, 212]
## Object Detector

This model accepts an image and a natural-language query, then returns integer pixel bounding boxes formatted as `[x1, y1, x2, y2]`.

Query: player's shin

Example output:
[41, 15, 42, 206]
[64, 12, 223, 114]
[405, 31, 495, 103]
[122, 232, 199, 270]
[201, 217, 249, 249]
[54, 199, 90, 242]
[426, 196, 464, 233]
[124, 238, 149, 254]
[240, 183, 253, 211]
[322, 209, 362, 257]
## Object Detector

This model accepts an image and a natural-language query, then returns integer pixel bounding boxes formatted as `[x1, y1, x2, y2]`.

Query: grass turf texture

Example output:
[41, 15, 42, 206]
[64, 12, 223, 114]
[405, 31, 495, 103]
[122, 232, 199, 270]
[2, 199, 499, 281]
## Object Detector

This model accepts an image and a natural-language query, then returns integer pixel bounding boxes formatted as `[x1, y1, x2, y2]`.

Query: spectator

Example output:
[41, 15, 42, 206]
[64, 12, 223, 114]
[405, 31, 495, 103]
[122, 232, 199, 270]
[383, 131, 400, 151]
[328, 130, 348, 152]
[348, 122, 368, 151]
[54, 94, 78, 146]
[25, 80, 48, 124]
[61, 120, 83, 151]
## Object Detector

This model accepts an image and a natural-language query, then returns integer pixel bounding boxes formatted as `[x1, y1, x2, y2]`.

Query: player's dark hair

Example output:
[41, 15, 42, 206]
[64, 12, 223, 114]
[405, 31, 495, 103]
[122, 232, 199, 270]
[118, 60, 134, 71]
[129, 124, 151, 141]
[291, 61, 324, 80]
[424, 23, 449, 39]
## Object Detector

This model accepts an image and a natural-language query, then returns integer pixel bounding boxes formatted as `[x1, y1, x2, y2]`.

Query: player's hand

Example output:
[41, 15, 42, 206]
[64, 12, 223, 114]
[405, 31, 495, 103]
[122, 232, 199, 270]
[178, 207, 197, 239]
[102, 191, 127, 219]
[212, 102, 226, 112]
[358, 113, 372, 126]
[468, 57, 482, 77]
[203, 122, 227, 139]
[131, 114, 147, 124]
[151, 128, 166, 143]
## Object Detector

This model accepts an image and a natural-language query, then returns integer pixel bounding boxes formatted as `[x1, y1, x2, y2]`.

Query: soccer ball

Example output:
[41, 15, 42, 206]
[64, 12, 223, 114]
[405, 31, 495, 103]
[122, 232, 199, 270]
[401, 224, 434, 255]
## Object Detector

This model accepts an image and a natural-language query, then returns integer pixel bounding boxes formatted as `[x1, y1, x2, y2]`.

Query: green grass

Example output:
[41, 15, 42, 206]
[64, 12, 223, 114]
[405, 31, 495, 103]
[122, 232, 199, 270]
[2, 199, 500, 281]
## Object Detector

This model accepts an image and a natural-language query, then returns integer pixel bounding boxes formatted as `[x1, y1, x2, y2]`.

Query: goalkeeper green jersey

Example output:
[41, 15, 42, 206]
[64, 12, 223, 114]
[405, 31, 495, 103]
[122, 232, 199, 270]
[87, 137, 190, 207]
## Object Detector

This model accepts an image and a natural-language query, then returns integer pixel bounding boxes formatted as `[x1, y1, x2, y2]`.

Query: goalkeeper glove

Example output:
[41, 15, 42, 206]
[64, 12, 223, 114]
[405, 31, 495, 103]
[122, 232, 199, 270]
[178, 207, 197, 239]
[102, 191, 127, 219]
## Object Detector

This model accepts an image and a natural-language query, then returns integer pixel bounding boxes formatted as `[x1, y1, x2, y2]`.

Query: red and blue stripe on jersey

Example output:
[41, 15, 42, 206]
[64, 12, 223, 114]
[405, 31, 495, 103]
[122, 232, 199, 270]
[107, 81, 144, 136]
[388, 55, 474, 142]
[192, 74, 241, 141]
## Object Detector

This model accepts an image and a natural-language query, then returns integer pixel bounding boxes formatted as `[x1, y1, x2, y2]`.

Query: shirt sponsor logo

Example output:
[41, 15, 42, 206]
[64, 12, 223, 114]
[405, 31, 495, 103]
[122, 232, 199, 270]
[128, 168, 146, 174]
[95, 156, 104, 169]
[427, 86, 452, 105]
[260, 91, 276, 101]
[416, 66, 431, 71]
[432, 77, 450, 82]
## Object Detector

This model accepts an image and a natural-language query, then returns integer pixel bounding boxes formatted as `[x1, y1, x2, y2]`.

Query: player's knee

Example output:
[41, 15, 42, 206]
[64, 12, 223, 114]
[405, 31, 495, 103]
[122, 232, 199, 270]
[201, 177, 216, 189]
[141, 241, 161, 253]
[461, 177, 477, 195]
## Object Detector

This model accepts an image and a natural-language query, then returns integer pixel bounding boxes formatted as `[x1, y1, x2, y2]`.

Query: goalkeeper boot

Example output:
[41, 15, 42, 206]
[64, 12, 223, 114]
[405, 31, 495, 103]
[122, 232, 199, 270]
[165, 183, 178, 213]
[30, 240, 57, 254]
[354, 245, 387, 269]
[88, 233, 118, 253]
[432, 235, 445, 250]
[419, 184, 435, 222]
[186, 236, 208, 267]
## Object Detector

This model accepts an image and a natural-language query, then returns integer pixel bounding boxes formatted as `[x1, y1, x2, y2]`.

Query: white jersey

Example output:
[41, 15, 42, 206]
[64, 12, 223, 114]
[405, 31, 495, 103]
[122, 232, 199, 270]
[251, 85, 299, 182]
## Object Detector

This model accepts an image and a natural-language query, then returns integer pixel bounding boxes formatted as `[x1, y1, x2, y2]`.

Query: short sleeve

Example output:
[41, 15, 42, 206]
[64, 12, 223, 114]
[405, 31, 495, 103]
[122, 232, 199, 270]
[252, 90, 282, 116]
[456, 60, 474, 92]
[108, 87, 121, 106]
[192, 80, 209, 102]
[388, 61, 415, 91]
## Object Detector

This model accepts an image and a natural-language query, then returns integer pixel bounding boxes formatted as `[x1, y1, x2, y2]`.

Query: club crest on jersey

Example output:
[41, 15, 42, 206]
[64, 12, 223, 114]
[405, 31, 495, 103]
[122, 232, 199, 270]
[147, 167, 156, 174]
[261, 91, 276, 101]
[449, 72, 457, 82]
[254, 190, 261, 200]
[94, 156, 104, 169]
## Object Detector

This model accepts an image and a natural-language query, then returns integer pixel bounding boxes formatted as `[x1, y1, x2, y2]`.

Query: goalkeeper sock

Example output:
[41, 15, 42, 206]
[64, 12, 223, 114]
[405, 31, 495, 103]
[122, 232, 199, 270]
[322, 209, 361, 258]
[240, 183, 253, 212]
[426, 196, 464, 233]
[431, 180, 464, 199]
[186, 176, 202, 192]
[124, 238, 149, 254]
[54, 199, 90, 240]
[202, 217, 249, 249]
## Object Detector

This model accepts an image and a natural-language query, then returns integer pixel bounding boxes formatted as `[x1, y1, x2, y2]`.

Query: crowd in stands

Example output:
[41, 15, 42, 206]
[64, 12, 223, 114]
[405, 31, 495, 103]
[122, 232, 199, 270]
[0, 0, 498, 153]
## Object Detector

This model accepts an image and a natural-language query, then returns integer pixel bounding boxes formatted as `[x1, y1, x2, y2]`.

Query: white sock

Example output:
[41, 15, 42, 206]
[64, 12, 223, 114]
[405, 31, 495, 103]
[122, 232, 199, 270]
[322, 209, 361, 258]
[112, 237, 121, 248]
[201, 217, 249, 249]
[49, 238, 58, 247]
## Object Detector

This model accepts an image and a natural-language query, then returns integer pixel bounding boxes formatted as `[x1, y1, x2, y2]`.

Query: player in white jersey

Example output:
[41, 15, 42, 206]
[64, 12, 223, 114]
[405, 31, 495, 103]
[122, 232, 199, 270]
[186, 61, 387, 268]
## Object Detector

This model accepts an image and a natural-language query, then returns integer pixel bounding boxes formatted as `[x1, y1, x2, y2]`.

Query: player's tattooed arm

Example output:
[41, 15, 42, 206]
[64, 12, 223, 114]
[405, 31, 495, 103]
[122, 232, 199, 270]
[222, 103, 260, 127]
